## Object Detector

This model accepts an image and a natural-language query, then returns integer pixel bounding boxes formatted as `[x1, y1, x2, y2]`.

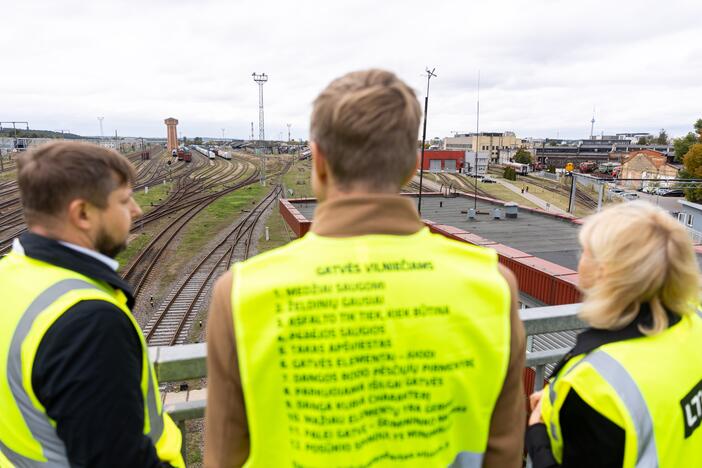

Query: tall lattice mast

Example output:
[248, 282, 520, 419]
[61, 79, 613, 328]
[252, 72, 268, 140]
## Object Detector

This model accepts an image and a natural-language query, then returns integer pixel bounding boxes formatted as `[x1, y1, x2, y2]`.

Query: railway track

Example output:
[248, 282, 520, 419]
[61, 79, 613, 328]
[122, 157, 264, 298]
[144, 184, 283, 345]
[435, 173, 493, 198]
[522, 175, 598, 210]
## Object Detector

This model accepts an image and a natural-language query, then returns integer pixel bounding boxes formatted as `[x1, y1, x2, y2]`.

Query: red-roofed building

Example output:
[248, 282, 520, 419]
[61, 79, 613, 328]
[620, 149, 679, 189]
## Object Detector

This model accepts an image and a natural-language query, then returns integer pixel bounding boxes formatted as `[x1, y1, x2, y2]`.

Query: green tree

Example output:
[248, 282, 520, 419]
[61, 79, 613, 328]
[503, 167, 517, 181]
[637, 136, 649, 145]
[695, 119, 702, 139]
[655, 129, 668, 145]
[193, 137, 203, 145]
[674, 133, 698, 162]
[513, 148, 532, 164]
[682, 143, 702, 202]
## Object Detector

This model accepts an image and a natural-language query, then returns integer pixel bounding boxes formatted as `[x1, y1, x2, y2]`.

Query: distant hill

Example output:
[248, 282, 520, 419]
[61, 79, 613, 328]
[0, 129, 85, 139]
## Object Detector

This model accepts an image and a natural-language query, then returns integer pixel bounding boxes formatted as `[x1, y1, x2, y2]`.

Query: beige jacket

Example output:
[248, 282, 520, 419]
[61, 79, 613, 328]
[204, 194, 526, 467]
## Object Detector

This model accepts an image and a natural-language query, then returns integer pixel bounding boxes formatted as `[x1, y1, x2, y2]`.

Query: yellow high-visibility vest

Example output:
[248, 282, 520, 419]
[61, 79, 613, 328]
[542, 311, 702, 467]
[232, 227, 512, 467]
[0, 250, 184, 468]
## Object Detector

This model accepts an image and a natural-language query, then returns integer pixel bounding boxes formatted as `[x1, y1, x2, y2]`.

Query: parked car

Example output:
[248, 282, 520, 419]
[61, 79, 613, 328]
[482, 177, 497, 184]
[609, 187, 624, 194]
[622, 192, 639, 200]
[659, 188, 684, 197]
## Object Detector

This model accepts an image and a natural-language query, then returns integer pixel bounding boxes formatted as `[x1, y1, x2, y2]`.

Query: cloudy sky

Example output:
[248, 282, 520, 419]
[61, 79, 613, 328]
[3, 0, 700, 140]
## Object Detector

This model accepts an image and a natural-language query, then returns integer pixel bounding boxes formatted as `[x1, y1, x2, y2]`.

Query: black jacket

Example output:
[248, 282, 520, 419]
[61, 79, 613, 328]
[18, 233, 170, 468]
[526, 304, 680, 467]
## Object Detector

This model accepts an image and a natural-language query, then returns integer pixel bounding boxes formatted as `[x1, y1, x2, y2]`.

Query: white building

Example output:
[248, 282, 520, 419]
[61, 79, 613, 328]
[443, 132, 522, 163]
[464, 151, 490, 175]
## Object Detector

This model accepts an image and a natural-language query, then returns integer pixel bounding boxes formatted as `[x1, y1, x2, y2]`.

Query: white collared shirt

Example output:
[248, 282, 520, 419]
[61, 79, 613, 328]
[12, 238, 120, 271]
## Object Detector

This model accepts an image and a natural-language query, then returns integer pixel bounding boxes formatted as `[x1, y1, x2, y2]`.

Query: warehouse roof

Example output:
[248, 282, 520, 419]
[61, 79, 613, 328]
[292, 194, 583, 270]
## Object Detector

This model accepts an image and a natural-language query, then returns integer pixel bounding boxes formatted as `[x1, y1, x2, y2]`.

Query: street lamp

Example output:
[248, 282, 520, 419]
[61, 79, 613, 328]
[417, 67, 437, 215]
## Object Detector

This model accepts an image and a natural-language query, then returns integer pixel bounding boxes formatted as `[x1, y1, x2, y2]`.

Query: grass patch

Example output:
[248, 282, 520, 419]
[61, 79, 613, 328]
[185, 419, 204, 467]
[283, 159, 313, 198]
[257, 203, 295, 253]
[160, 183, 270, 287]
[445, 174, 541, 209]
[518, 176, 593, 217]
[116, 230, 156, 270]
[472, 180, 541, 209]
[0, 169, 16, 182]
[133, 182, 173, 214]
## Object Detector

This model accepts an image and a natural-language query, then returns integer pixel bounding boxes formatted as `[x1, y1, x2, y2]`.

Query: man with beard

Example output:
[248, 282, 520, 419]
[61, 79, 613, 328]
[0, 142, 184, 467]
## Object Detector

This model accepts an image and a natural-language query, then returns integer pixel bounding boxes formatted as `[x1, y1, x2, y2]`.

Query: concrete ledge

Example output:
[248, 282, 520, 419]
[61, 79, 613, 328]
[153, 343, 206, 382]
[525, 348, 570, 367]
[166, 399, 206, 422]
[521, 304, 585, 335]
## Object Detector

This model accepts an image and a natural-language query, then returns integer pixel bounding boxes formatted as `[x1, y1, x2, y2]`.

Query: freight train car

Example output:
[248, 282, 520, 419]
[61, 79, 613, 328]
[193, 145, 216, 160]
[178, 146, 192, 162]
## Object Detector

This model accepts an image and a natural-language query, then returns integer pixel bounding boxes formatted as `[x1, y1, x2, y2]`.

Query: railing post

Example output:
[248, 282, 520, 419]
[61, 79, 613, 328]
[534, 365, 546, 392]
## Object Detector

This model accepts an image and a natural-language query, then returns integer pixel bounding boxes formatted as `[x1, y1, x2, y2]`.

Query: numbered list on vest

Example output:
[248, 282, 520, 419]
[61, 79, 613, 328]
[273, 260, 475, 465]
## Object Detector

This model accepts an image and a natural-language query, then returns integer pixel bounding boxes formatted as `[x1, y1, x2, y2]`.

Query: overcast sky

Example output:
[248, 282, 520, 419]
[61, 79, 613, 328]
[3, 0, 701, 140]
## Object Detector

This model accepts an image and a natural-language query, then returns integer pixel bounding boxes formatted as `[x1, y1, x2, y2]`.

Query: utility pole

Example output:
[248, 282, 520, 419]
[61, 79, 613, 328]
[221, 128, 226, 141]
[287, 123, 291, 142]
[250, 122, 255, 141]
[417, 67, 437, 216]
[474, 70, 481, 210]
[97, 117, 104, 142]
[259, 154, 266, 186]
[252, 72, 268, 140]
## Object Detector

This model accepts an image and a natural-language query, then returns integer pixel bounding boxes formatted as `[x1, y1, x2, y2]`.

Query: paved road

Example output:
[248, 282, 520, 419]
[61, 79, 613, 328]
[611, 190, 683, 213]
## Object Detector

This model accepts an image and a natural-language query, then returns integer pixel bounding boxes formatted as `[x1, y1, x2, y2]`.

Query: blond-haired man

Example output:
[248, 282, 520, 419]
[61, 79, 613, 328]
[205, 69, 525, 467]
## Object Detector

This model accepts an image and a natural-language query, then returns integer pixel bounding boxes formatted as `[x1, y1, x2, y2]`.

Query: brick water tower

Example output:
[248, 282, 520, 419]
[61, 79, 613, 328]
[164, 118, 179, 152]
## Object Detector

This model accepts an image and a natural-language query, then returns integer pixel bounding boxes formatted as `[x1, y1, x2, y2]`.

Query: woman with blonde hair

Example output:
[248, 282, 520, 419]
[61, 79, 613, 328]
[526, 200, 702, 467]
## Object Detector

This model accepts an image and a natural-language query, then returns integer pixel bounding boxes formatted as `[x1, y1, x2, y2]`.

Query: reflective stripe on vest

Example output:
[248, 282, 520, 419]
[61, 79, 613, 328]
[545, 313, 702, 467]
[548, 350, 658, 467]
[448, 451, 484, 467]
[0, 279, 164, 466]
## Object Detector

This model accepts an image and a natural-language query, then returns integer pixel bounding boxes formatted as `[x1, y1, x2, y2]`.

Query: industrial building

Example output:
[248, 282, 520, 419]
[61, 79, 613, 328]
[420, 150, 465, 173]
[443, 132, 523, 163]
[534, 138, 673, 168]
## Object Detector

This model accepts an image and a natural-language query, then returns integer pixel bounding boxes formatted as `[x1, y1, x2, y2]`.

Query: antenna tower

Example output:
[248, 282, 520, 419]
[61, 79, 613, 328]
[97, 116, 104, 140]
[590, 107, 596, 139]
[250, 122, 254, 140]
[287, 123, 291, 142]
[252, 72, 268, 140]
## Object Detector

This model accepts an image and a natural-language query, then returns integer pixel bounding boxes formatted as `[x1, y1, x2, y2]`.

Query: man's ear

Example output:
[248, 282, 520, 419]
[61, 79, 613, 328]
[399, 153, 420, 187]
[66, 199, 93, 232]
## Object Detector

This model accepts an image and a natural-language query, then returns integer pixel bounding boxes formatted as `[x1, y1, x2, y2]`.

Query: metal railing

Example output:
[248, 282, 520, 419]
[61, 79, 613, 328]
[151, 303, 584, 459]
